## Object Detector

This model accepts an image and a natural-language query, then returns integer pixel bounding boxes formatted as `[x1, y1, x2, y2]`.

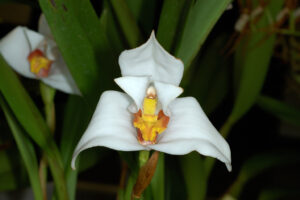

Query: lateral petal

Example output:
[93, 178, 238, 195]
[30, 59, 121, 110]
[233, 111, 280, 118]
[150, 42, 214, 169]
[38, 14, 53, 39]
[72, 91, 145, 169]
[150, 97, 232, 171]
[114, 76, 150, 112]
[154, 81, 183, 115]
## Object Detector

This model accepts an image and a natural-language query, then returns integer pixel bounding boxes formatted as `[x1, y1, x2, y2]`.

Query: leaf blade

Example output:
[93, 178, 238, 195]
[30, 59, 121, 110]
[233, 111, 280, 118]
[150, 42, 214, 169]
[0, 95, 43, 200]
[175, 0, 232, 68]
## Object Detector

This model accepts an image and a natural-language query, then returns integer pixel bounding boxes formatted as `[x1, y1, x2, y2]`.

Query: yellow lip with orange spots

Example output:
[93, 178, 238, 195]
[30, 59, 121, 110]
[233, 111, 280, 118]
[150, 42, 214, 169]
[133, 86, 169, 145]
[27, 49, 52, 78]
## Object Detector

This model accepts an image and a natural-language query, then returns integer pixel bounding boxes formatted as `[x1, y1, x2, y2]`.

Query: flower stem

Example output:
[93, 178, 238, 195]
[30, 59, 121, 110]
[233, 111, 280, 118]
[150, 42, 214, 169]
[39, 83, 56, 199]
[139, 150, 150, 168]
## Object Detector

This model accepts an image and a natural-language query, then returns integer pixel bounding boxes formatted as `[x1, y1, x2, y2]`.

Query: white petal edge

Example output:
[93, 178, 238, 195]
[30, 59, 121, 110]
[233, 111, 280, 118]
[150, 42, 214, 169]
[38, 14, 58, 60]
[114, 76, 150, 112]
[150, 97, 232, 171]
[71, 91, 146, 169]
[0, 26, 45, 78]
[38, 14, 53, 39]
[42, 50, 81, 95]
[119, 31, 184, 86]
[154, 81, 183, 115]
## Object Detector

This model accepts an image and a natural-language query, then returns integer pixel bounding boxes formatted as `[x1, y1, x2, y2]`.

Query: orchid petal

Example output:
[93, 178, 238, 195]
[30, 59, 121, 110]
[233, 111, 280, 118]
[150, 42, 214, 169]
[0, 26, 44, 78]
[37, 14, 58, 61]
[154, 81, 183, 115]
[119, 32, 184, 86]
[38, 14, 53, 39]
[42, 52, 81, 95]
[72, 91, 145, 169]
[115, 76, 150, 112]
[150, 97, 232, 171]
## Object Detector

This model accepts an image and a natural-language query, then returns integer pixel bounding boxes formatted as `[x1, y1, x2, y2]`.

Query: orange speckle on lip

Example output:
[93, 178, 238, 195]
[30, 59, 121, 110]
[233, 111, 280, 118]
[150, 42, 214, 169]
[133, 96, 169, 145]
[28, 49, 52, 78]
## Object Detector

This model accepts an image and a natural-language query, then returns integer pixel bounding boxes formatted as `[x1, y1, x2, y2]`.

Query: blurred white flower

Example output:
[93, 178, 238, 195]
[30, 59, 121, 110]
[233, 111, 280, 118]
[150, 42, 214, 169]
[0, 15, 80, 95]
[72, 32, 231, 171]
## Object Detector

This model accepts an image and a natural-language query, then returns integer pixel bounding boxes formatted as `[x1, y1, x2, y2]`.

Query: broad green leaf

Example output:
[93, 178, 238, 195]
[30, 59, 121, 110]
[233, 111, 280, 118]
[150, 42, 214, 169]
[156, 0, 186, 51]
[0, 95, 43, 200]
[39, 0, 118, 107]
[180, 152, 206, 200]
[150, 153, 165, 200]
[0, 56, 50, 149]
[228, 0, 284, 125]
[257, 95, 300, 126]
[0, 56, 68, 199]
[225, 150, 300, 199]
[110, 0, 143, 48]
[175, 0, 232, 68]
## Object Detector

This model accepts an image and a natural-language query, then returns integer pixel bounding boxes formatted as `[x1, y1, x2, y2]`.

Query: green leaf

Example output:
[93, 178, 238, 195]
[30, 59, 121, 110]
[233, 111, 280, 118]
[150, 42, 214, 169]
[258, 188, 300, 200]
[156, 0, 186, 51]
[185, 34, 230, 114]
[0, 151, 19, 191]
[150, 153, 165, 200]
[100, 3, 126, 54]
[39, 0, 118, 107]
[60, 96, 91, 169]
[0, 56, 68, 199]
[257, 95, 300, 126]
[203, 65, 229, 114]
[175, 0, 232, 68]
[59, 95, 91, 199]
[110, 0, 143, 48]
[225, 150, 300, 199]
[123, 170, 137, 200]
[165, 156, 186, 200]
[0, 95, 43, 200]
[180, 152, 206, 200]
[60, 93, 110, 199]
[228, 0, 284, 124]
[126, 0, 158, 34]
[78, 148, 110, 173]
[0, 56, 50, 149]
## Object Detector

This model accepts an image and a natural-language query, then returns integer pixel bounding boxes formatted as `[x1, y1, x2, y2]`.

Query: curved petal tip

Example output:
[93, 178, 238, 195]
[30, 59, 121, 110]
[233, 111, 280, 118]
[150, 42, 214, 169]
[119, 32, 184, 86]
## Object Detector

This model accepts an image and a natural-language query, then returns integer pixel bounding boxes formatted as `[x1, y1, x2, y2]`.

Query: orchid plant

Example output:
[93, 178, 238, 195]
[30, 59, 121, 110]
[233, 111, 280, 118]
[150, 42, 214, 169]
[1, 0, 295, 200]
[0, 15, 80, 95]
[71, 33, 232, 172]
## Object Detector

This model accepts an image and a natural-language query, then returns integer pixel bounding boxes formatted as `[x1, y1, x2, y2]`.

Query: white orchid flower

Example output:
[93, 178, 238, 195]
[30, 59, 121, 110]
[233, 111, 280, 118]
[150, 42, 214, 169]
[71, 32, 232, 171]
[0, 15, 80, 95]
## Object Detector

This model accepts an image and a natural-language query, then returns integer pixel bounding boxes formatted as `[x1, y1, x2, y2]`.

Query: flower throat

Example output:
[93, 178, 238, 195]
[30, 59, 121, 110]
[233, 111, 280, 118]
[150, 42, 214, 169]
[133, 86, 169, 145]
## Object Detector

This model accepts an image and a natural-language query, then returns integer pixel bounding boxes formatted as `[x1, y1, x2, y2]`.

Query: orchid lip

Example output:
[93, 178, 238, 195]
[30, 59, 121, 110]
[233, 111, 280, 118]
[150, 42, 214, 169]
[27, 49, 53, 78]
[133, 85, 170, 145]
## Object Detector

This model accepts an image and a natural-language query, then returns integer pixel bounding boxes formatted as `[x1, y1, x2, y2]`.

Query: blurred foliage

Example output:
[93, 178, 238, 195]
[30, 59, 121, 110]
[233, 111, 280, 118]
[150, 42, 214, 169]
[0, 0, 300, 200]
